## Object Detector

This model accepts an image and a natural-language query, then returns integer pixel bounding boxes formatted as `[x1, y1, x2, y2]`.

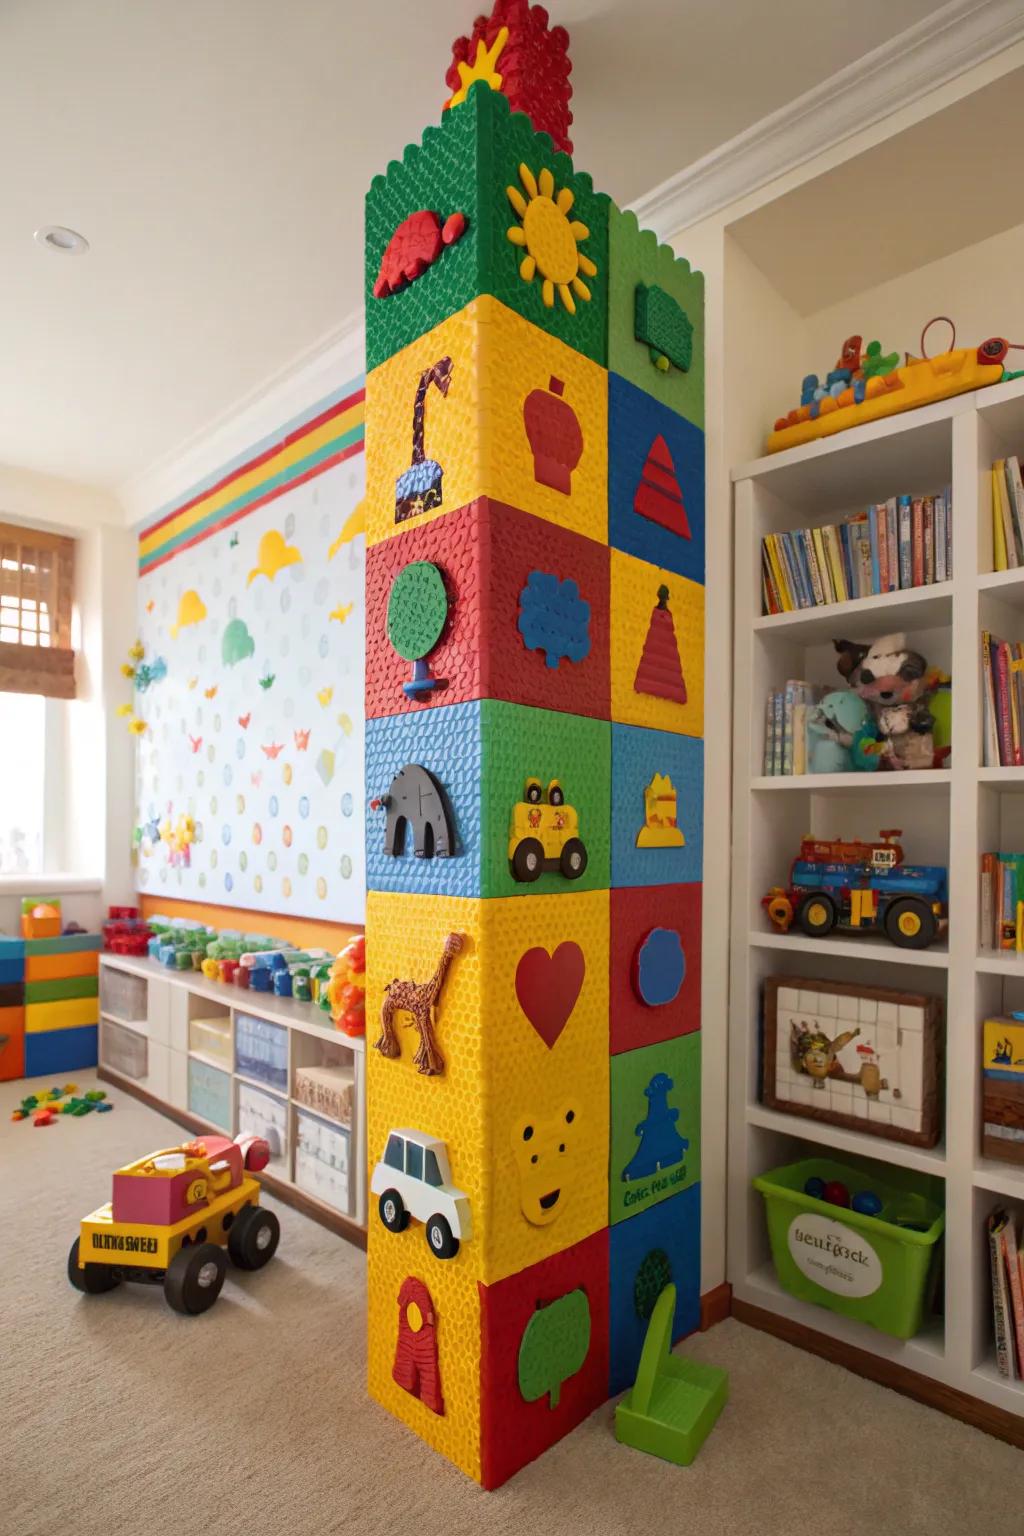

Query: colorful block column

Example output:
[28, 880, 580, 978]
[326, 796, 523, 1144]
[0, 934, 101, 1079]
[363, 9, 704, 1487]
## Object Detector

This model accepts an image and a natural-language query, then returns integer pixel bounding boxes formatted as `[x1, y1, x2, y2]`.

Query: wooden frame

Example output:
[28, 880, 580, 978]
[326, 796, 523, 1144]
[762, 975, 942, 1149]
[0, 520, 75, 699]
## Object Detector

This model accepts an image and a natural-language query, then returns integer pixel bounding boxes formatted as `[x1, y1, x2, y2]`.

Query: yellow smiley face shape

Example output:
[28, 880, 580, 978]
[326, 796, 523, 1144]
[510, 1104, 580, 1226]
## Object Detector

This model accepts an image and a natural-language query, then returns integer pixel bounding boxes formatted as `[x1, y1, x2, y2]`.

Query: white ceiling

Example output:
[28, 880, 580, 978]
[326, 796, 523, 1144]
[0, 0, 940, 493]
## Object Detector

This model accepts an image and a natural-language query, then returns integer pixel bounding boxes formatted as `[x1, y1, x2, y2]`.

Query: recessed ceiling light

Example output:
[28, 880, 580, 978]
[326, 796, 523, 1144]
[34, 225, 89, 255]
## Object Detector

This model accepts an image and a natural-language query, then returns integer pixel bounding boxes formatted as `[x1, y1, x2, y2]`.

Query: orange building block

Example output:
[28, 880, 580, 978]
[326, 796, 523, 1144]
[0, 1007, 25, 1081]
[25, 951, 99, 983]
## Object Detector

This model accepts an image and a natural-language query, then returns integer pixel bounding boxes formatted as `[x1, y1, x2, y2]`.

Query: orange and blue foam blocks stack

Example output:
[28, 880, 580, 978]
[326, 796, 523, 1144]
[363, 1, 705, 1487]
[0, 904, 101, 1081]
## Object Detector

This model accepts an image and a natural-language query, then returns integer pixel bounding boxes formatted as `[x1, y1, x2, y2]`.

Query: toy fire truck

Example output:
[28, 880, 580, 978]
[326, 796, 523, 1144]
[68, 1133, 279, 1314]
[763, 828, 948, 950]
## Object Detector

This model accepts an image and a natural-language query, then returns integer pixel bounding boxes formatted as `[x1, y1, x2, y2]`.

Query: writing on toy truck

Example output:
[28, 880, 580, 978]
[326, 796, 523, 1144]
[763, 829, 948, 950]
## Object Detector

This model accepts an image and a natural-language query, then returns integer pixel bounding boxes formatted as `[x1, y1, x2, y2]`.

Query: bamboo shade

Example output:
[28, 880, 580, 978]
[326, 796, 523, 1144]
[0, 521, 75, 698]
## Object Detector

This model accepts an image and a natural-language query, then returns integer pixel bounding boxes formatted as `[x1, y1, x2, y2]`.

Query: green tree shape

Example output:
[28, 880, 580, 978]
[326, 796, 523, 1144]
[517, 1288, 591, 1410]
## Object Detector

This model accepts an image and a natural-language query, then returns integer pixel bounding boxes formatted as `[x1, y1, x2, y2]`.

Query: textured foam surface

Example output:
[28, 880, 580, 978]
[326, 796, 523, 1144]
[608, 372, 705, 583]
[609, 882, 702, 1055]
[365, 83, 610, 373]
[607, 206, 705, 426]
[609, 1032, 701, 1226]
[366, 498, 611, 723]
[611, 723, 703, 888]
[609, 550, 704, 736]
[608, 1182, 701, 1394]
[365, 297, 608, 549]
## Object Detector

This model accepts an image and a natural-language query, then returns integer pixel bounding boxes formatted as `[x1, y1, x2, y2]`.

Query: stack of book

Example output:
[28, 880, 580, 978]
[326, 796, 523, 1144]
[980, 632, 1024, 766]
[762, 680, 817, 776]
[991, 456, 1024, 571]
[980, 853, 1024, 950]
[761, 490, 953, 614]
[987, 1206, 1024, 1380]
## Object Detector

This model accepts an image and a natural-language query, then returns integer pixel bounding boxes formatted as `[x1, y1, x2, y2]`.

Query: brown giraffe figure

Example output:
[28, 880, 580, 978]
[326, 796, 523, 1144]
[395, 355, 454, 522]
[375, 932, 464, 1076]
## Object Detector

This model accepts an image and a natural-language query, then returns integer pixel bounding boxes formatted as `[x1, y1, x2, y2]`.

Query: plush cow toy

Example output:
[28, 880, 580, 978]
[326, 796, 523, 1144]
[833, 633, 940, 770]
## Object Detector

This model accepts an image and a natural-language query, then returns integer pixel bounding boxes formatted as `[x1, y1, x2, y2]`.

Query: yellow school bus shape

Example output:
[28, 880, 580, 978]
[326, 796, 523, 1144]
[508, 779, 587, 883]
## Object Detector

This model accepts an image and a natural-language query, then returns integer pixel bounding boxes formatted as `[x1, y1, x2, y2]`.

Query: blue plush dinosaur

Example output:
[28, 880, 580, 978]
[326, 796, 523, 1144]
[807, 690, 880, 773]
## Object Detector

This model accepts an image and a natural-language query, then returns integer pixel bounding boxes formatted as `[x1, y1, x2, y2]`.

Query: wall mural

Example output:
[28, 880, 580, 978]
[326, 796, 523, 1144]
[133, 384, 366, 923]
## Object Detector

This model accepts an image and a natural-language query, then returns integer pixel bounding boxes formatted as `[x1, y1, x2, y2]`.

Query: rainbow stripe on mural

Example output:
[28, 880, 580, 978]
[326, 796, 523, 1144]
[138, 381, 365, 575]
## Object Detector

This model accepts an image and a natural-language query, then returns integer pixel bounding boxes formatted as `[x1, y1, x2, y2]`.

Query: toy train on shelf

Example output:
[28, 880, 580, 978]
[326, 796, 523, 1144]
[763, 829, 948, 950]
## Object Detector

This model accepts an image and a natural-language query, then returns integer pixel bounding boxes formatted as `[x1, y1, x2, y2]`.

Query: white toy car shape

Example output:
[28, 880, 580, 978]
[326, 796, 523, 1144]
[370, 1129, 472, 1260]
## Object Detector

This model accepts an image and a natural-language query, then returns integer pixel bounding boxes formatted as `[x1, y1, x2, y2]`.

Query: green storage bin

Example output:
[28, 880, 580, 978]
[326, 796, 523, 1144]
[753, 1155, 944, 1340]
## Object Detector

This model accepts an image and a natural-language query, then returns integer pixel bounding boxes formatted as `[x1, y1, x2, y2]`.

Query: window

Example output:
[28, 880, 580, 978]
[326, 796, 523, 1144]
[424, 1151, 443, 1187]
[384, 1134, 404, 1171]
[0, 695, 46, 873]
[405, 1141, 423, 1180]
[0, 522, 75, 699]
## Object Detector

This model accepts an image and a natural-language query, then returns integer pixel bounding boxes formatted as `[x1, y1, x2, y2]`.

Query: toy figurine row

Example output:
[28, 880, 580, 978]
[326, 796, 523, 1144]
[763, 632, 951, 776]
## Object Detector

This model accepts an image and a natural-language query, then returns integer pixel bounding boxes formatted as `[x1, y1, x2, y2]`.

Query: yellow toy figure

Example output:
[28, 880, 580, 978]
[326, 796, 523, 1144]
[791, 1021, 860, 1090]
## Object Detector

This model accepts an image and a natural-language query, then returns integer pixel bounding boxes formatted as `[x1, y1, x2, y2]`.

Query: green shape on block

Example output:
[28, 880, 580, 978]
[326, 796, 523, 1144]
[610, 1034, 701, 1226]
[635, 283, 693, 373]
[24, 975, 99, 1004]
[365, 82, 610, 373]
[517, 1288, 591, 1410]
[608, 206, 705, 428]
[387, 562, 449, 662]
[615, 1284, 728, 1466]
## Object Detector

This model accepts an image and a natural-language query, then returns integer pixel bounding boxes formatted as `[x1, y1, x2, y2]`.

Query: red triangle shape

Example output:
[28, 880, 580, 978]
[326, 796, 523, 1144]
[634, 588, 687, 704]
[633, 434, 691, 539]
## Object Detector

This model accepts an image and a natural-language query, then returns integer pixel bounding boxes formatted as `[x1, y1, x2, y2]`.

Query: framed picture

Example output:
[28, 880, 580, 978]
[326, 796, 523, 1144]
[762, 976, 942, 1148]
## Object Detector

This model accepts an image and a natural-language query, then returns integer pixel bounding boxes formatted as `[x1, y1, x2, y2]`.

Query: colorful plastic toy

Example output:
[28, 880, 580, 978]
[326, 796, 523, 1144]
[371, 1129, 472, 1259]
[853, 1190, 883, 1217]
[508, 777, 587, 882]
[327, 934, 366, 1037]
[834, 634, 946, 772]
[614, 1284, 728, 1466]
[823, 1179, 851, 1207]
[763, 829, 948, 949]
[67, 1133, 278, 1314]
[807, 691, 883, 774]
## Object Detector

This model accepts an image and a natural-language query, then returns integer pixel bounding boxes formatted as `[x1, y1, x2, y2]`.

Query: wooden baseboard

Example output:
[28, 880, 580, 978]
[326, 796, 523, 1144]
[700, 1282, 733, 1331]
[97, 1067, 367, 1252]
[732, 1297, 1024, 1451]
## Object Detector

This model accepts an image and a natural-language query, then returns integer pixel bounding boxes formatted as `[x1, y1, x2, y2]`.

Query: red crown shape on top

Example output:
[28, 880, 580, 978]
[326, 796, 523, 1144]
[446, 0, 574, 155]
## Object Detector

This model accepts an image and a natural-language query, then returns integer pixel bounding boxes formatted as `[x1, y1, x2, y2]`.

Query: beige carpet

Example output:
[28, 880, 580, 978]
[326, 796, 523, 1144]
[3, 1071, 1018, 1536]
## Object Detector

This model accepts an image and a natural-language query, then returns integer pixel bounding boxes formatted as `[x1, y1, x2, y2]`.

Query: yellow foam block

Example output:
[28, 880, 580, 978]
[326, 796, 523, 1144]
[365, 294, 608, 549]
[25, 996, 99, 1034]
[25, 951, 99, 982]
[365, 889, 609, 1288]
[610, 548, 704, 737]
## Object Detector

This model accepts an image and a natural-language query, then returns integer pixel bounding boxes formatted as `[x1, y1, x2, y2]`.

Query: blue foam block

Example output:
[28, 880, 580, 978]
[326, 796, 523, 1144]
[608, 1181, 701, 1395]
[611, 722, 703, 887]
[24, 1024, 98, 1077]
[0, 958, 25, 984]
[608, 372, 705, 583]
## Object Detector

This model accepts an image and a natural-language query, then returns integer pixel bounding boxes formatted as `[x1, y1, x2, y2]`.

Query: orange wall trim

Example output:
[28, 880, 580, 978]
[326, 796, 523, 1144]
[138, 895, 361, 954]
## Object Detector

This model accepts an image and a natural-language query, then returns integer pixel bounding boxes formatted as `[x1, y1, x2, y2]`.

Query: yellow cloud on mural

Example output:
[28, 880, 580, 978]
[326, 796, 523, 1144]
[170, 589, 207, 638]
[327, 500, 365, 560]
[247, 529, 303, 585]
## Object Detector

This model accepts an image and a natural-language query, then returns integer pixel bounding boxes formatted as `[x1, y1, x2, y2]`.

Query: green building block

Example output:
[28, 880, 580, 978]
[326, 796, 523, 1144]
[615, 1284, 728, 1466]
[607, 207, 705, 429]
[24, 975, 99, 1005]
[610, 1033, 701, 1226]
[365, 82, 610, 374]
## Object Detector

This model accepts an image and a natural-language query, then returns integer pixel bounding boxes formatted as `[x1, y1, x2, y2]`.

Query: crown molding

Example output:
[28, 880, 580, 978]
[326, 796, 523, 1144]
[117, 307, 365, 527]
[628, 0, 1024, 241]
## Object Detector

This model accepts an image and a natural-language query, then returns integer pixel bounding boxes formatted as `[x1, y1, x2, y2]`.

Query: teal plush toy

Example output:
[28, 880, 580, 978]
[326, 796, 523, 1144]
[807, 691, 883, 773]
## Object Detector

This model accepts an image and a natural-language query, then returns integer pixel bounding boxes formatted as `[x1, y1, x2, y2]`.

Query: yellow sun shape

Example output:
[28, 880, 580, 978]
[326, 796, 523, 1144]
[446, 25, 509, 109]
[506, 164, 596, 314]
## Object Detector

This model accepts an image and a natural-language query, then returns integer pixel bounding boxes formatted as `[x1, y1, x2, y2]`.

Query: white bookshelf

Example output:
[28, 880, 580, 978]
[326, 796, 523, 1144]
[98, 953, 366, 1241]
[729, 374, 1024, 1424]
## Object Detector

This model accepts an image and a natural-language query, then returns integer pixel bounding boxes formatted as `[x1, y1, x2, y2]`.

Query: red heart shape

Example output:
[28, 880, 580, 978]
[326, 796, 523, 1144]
[515, 942, 585, 1048]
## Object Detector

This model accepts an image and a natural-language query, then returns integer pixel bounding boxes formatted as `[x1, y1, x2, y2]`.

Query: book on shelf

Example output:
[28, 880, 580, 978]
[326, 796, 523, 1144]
[991, 456, 1024, 572]
[987, 1206, 1024, 1380]
[980, 630, 1024, 767]
[763, 680, 814, 776]
[760, 487, 952, 614]
[979, 852, 1024, 950]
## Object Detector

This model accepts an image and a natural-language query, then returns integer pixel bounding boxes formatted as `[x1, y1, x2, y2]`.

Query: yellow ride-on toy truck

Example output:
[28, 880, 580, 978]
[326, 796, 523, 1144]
[68, 1132, 280, 1315]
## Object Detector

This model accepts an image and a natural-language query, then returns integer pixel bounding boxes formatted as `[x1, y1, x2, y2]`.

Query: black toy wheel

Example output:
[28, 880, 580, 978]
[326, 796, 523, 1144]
[425, 1214, 459, 1260]
[524, 779, 542, 804]
[164, 1242, 227, 1315]
[884, 897, 937, 950]
[548, 783, 564, 807]
[228, 1204, 280, 1270]
[797, 893, 837, 938]
[67, 1237, 119, 1295]
[512, 837, 544, 882]
[559, 838, 587, 879]
[378, 1189, 410, 1233]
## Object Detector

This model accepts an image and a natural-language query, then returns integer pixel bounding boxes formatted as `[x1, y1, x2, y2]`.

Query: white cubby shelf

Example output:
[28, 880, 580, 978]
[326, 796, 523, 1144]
[731, 373, 1024, 1420]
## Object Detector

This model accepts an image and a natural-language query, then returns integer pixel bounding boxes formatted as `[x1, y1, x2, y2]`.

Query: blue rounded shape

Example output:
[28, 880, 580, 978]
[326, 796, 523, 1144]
[804, 1176, 826, 1201]
[221, 824, 232, 846]
[852, 1190, 883, 1218]
[634, 927, 685, 1007]
[299, 795, 310, 819]
[224, 873, 234, 893]
[341, 792, 353, 818]
[269, 795, 279, 818]
[222, 763, 232, 786]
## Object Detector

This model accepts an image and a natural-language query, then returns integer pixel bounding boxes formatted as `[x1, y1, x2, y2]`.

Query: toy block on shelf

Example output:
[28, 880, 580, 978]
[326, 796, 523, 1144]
[24, 1023, 98, 1077]
[365, 699, 610, 899]
[365, 82, 609, 374]
[608, 1181, 700, 1395]
[20, 898, 61, 938]
[25, 949, 99, 982]
[25, 996, 99, 1034]
[608, 372, 705, 583]
[611, 723, 703, 889]
[366, 498, 611, 723]
[610, 551, 704, 737]
[609, 882, 702, 1055]
[366, 296, 608, 549]
[607, 207, 705, 428]
[610, 1033, 701, 1227]
[25, 975, 99, 1005]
